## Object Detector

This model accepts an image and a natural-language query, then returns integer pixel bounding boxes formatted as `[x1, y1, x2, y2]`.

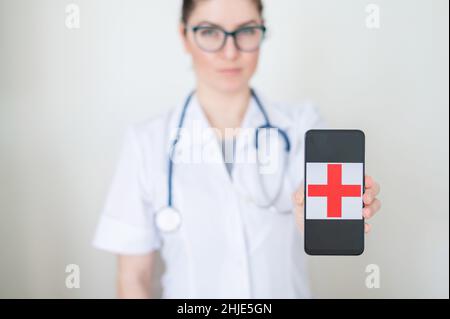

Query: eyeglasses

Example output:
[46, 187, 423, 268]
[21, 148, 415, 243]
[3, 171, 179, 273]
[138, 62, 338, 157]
[185, 24, 267, 53]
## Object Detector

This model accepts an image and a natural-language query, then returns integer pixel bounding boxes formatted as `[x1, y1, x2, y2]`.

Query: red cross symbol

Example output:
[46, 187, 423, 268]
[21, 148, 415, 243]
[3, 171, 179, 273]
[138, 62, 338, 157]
[308, 164, 362, 218]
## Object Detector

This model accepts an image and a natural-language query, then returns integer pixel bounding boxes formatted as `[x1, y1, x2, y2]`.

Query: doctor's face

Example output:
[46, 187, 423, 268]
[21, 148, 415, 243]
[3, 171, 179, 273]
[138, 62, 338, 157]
[181, 0, 263, 94]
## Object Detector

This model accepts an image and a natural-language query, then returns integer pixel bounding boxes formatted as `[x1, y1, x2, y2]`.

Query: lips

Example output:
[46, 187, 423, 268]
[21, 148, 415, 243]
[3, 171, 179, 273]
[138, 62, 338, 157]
[217, 68, 243, 75]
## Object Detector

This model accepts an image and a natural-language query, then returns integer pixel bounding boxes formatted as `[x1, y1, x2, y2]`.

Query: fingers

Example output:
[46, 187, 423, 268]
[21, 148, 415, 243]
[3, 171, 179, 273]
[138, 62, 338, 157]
[363, 199, 381, 219]
[365, 175, 380, 196]
[365, 175, 375, 188]
[363, 185, 380, 205]
[293, 187, 304, 206]
[364, 176, 380, 234]
[363, 191, 376, 205]
[292, 188, 305, 233]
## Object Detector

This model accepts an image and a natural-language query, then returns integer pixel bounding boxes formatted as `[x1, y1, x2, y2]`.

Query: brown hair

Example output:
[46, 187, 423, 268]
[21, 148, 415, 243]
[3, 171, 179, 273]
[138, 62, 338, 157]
[181, 0, 264, 24]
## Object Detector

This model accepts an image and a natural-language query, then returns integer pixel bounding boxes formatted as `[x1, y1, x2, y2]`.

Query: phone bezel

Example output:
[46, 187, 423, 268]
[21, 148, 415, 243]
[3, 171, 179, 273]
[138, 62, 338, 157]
[304, 129, 366, 256]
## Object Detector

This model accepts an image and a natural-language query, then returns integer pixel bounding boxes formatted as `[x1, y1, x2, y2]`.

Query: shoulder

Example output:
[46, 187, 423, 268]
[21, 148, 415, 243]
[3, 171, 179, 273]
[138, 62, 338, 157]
[258, 91, 327, 130]
[125, 105, 180, 151]
[259, 93, 328, 155]
[114, 107, 180, 186]
[132, 109, 174, 139]
[273, 99, 323, 125]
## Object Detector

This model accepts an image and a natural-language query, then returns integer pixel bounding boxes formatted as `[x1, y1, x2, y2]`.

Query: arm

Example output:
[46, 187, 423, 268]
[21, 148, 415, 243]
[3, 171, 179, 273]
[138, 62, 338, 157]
[117, 252, 156, 299]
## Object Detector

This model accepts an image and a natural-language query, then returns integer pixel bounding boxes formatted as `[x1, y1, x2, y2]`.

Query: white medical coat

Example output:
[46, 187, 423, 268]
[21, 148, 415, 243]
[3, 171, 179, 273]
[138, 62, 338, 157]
[93, 90, 326, 299]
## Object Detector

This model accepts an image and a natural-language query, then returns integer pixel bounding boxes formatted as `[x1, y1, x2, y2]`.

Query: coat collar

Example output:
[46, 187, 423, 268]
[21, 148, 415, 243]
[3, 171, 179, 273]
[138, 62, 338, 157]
[168, 90, 294, 154]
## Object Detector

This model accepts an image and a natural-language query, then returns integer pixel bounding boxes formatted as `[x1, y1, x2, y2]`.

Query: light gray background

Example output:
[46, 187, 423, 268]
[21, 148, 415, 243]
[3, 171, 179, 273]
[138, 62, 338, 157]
[0, 0, 448, 298]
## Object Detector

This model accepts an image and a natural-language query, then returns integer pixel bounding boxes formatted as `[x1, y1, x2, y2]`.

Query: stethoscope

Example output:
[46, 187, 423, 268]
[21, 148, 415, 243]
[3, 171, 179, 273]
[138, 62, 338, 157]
[155, 89, 291, 233]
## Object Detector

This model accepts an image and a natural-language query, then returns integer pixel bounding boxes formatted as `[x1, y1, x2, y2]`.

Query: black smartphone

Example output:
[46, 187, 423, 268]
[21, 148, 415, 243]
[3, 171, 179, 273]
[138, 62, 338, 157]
[304, 130, 365, 256]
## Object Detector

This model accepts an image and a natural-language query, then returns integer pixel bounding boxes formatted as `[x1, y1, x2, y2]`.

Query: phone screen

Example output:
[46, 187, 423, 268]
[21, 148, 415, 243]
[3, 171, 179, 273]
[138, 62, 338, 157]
[304, 130, 365, 256]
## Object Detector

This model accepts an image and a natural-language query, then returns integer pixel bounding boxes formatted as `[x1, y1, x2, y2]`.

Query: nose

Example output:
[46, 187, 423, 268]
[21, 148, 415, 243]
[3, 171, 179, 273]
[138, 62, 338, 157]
[222, 35, 239, 60]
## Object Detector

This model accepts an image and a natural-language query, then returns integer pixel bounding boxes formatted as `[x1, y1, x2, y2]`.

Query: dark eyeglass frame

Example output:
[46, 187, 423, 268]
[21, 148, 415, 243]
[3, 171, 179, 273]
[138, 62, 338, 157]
[185, 24, 267, 53]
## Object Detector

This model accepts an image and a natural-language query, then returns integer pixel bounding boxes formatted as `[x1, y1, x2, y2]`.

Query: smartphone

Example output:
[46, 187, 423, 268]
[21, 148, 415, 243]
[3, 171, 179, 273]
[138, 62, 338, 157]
[304, 130, 365, 256]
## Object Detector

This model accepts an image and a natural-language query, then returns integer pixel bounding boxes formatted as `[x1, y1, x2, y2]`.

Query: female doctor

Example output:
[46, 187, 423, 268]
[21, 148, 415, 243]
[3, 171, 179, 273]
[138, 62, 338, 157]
[93, 0, 382, 299]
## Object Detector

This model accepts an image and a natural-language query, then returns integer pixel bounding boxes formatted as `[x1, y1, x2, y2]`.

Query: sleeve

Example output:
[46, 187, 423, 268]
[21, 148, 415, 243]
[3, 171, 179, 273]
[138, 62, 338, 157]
[92, 126, 162, 255]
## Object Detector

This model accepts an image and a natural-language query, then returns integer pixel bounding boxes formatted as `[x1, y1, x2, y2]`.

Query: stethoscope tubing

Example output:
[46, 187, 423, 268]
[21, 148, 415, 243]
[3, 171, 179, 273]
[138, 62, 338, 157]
[167, 89, 291, 210]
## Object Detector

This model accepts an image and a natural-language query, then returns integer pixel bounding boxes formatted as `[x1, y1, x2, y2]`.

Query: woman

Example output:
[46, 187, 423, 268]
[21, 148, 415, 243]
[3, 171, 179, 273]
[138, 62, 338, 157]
[93, 0, 381, 298]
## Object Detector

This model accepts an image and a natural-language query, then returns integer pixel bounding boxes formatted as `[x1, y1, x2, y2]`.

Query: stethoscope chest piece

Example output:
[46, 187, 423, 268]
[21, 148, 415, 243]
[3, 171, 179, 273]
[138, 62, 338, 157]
[155, 207, 182, 233]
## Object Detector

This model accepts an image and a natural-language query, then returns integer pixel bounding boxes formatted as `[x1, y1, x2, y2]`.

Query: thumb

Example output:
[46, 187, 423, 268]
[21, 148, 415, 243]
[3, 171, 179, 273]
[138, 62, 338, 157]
[293, 187, 305, 233]
[293, 186, 305, 206]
